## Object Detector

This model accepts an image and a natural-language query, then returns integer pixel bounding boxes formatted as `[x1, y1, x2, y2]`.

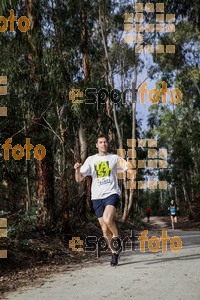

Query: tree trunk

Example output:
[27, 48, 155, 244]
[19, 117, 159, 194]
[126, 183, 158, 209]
[25, 159, 31, 211]
[80, 8, 91, 83]
[99, 0, 138, 222]
[79, 7, 92, 218]
[99, 0, 113, 120]
[58, 107, 70, 232]
[78, 127, 92, 218]
[25, 0, 55, 228]
[36, 151, 55, 227]
[182, 180, 192, 219]
[175, 186, 178, 205]
[122, 65, 137, 222]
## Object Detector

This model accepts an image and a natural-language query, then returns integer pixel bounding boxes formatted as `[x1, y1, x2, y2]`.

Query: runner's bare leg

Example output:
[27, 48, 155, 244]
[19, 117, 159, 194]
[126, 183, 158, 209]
[98, 217, 113, 251]
[103, 205, 118, 237]
[98, 205, 119, 253]
[171, 216, 174, 230]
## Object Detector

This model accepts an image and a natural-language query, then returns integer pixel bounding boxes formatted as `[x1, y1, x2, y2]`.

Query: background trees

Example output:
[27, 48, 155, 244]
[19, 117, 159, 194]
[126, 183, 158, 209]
[144, 0, 200, 218]
[0, 0, 199, 237]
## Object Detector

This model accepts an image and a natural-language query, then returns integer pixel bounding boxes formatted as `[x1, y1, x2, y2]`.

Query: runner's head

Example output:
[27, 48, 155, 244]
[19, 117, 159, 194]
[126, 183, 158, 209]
[96, 134, 108, 155]
[171, 199, 175, 205]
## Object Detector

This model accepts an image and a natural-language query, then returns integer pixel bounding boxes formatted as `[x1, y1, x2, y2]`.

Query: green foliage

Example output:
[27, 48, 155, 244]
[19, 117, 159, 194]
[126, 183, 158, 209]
[7, 207, 37, 243]
[145, 0, 200, 216]
[0, 0, 199, 227]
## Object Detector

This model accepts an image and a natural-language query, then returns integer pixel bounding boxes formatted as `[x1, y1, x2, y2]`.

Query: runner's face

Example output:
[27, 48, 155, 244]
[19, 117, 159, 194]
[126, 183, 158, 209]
[96, 138, 108, 154]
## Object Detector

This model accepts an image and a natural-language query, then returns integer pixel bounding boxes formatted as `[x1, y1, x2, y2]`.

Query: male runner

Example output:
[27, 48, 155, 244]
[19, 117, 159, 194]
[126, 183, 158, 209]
[168, 200, 179, 230]
[74, 134, 134, 266]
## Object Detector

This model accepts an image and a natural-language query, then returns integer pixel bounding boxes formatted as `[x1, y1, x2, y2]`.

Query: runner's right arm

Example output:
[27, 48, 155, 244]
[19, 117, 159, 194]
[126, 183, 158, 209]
[74, 157, 92, 182]
[74, 162, 84, 182]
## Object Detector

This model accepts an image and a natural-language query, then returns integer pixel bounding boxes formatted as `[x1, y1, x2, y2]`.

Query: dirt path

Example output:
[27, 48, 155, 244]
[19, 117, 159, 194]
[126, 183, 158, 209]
[146, 216, 169, 229]
[4, 217, 200, 300]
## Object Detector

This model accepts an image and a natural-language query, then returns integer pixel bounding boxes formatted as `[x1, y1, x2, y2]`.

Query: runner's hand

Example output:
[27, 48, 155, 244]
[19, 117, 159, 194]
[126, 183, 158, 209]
[74, 162, 82, 170]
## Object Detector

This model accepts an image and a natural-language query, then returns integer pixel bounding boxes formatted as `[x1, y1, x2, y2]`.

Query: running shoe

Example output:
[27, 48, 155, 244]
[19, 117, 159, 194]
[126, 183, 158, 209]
[110, 252, 120, 266]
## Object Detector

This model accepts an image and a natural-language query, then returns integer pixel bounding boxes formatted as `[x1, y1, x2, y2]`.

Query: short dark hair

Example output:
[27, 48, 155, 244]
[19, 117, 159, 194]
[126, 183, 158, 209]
[96, 134, 108, 143]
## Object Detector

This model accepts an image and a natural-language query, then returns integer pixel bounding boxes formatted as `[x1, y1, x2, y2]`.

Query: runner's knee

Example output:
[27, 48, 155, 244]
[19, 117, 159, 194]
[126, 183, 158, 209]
[103, 215, 113, 226]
